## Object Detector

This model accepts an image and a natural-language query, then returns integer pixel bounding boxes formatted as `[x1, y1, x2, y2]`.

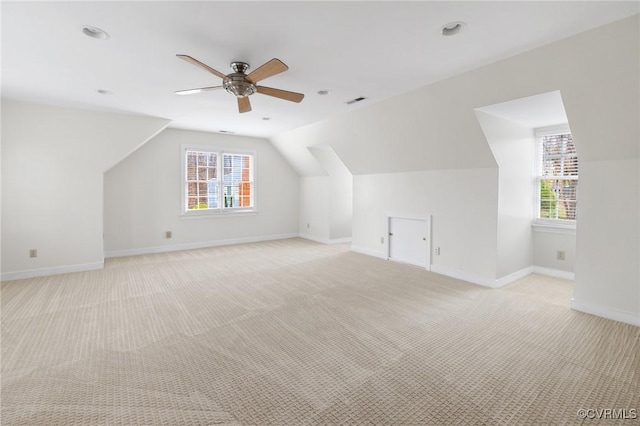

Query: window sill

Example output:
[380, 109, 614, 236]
[532, 220, 576, 235]
[181, 209, 258, 219]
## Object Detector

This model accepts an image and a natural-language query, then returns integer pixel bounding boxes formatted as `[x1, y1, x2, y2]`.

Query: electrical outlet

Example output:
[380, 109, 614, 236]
[556, 250, 565, 261]
[307, 223, 310, 229]
[434, 247, 440, 255]
[29, 249, 37, 258]
[165, 231, 172, 239]
[380, 237, 384, 244]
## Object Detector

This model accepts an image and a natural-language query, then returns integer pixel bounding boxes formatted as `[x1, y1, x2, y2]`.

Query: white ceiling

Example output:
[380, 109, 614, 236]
[2, 1, 638, 138]
[476, 90, 568, 129]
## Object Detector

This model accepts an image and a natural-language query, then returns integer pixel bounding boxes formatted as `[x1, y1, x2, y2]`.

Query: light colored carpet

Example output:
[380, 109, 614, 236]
[1, 238, 638, 425]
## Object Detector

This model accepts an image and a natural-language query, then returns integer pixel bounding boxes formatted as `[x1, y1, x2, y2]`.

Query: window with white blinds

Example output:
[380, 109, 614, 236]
[183, 147, 255, 214]
[536, 130, 578, 221]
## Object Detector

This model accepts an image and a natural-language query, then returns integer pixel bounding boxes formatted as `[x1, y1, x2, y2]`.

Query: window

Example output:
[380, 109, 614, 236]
[183, 147, 254, 214]
[536, 128, 577, 222]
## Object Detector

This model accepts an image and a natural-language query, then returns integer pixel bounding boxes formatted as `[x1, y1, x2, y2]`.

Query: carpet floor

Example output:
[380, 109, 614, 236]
[1, 238, 638, 425]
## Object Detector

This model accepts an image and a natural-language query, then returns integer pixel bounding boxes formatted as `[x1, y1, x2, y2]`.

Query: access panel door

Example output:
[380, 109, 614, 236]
[388, 216, 430, 269]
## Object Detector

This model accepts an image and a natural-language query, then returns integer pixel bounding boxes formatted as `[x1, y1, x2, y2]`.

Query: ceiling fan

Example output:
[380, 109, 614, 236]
[175, 55, 304, 113]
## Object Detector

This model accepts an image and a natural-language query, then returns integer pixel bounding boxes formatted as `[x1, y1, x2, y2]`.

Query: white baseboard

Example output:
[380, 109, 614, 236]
[433, 265, 573, 288]
[493, 266, 574, 288]
[495, 266, 535, 288]
[299, 233, 352, 245]
[350, 245, 387, 260]
[328, 237, 353, 245]
[105, 233, 299, 258]
[533, 266, 575, 281]
[343, 253, 574, 290]
[349, 253, 532, 289]
[571, 299, 640, 327]
[299, 233, 326, 244]
[1, 261, 104, 281]
[430, 264, 497, 288]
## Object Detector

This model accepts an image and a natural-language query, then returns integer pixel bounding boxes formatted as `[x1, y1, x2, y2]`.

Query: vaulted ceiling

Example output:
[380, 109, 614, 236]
[2, 1, 638, 138]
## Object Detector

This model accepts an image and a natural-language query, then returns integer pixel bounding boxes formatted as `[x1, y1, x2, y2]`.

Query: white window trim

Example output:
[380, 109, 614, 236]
[180, 144, 257, 218]
[535, 124, 571, 137]
[532, 220, 576, 235]
[533, 124, 577, 227]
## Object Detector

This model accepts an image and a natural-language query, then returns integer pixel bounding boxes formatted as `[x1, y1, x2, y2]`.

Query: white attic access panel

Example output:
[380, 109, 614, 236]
[387, 216, 431, 270]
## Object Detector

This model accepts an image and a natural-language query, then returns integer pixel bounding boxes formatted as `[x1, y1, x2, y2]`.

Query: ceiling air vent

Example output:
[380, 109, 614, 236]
[346, 96, 367, 105]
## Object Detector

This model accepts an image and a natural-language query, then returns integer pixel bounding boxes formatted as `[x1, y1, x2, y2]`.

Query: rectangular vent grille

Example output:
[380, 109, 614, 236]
[346, 96, 367, 105]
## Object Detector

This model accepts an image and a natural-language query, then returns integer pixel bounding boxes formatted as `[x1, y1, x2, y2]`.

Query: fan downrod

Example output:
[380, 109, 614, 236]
[230, 62, 250, 74]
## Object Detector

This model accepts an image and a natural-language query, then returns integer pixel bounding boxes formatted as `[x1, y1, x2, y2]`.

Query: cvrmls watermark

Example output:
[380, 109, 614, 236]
[577, 408, 637, 420]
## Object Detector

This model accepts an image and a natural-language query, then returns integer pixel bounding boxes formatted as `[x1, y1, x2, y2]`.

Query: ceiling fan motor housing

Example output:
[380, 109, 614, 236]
[223, 62, 256, 97]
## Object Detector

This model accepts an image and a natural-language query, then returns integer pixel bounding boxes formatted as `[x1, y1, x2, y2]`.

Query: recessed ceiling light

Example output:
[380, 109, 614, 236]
[317, 89, 331, 96]
[82, 26, 110, 40]
[97, 89, 113, 95]
[440, 22, 465, 36]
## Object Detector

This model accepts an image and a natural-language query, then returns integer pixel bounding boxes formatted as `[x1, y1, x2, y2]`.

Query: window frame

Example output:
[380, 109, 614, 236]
[533, 124, 577, 231]
[180, 145, 257, 217]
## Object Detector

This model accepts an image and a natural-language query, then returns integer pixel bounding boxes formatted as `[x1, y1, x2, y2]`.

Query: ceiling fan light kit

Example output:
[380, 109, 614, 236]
[176, 54, 304, 113]
[223, 62, 257, 97]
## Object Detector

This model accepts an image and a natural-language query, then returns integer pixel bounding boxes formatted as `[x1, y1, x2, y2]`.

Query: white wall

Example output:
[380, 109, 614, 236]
[1, 100, 169, 279]
[328, 171, 353, 241]
[533, 230, 576, 275]
[573, 159, 639, 324]
[307, 145, 352, 241]
[475, 111, 535, 279]
[271, 15, 639, 323]
[270, 77, 497, 177]
[103, 128, 299, 255]
[352, 168, 499, 283]
[298, 145, 353, 244]
[298, 176, 331, 243]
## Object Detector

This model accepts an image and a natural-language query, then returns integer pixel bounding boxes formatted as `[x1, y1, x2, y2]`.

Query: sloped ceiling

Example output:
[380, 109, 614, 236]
[271, 15, 639, 175]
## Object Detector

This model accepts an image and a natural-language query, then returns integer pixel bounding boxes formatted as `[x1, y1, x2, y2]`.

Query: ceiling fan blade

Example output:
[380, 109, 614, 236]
[238, 96, 252, 113]
[175, 86, 223, 95]
[256, 86, 304, 103]
[247, 58, 288, 83]
[176, 54, 227, 79]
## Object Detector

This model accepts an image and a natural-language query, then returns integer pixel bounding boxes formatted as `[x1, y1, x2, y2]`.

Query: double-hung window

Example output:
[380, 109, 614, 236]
[535, 127, 578, 223]
[183, 147, 255, 214]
